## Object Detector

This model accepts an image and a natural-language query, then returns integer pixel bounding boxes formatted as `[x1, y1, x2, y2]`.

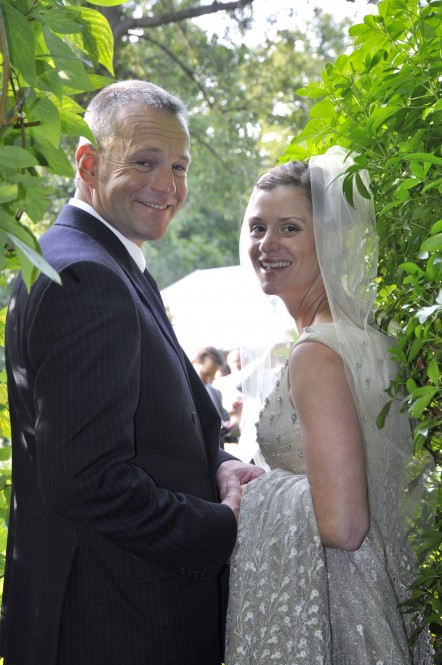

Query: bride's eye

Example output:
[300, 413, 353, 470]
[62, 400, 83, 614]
[249, 224, 266, 236]
[283, 224, 301, 234]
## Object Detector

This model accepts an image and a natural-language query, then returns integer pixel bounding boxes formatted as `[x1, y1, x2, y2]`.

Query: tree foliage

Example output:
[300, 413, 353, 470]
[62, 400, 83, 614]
[0, 0, 117, 288]
[281, 0, 441, 655]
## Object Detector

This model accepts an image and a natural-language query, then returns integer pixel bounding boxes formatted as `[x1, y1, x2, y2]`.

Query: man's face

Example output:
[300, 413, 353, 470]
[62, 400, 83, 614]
[82, 104, 190, 246]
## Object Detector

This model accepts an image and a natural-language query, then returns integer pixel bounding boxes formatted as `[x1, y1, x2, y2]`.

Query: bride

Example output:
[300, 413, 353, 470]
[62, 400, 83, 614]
[225, 147, 434, 664]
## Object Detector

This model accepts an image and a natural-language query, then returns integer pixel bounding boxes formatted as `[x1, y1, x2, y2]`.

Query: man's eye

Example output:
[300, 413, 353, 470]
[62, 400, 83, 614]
[136, 160, 152, 167]
[173, 164, 188, 173]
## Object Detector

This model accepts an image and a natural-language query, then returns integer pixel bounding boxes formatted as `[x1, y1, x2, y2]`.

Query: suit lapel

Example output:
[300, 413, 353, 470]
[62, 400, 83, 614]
[54, 206, 188, 371]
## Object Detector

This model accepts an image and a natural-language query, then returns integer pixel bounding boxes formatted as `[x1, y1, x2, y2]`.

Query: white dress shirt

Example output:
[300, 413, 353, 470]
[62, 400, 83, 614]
[68, 199, 146, 273]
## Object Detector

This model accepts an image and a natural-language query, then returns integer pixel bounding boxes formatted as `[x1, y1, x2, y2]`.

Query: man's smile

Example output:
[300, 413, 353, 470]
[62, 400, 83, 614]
[135, 199, 169, 210]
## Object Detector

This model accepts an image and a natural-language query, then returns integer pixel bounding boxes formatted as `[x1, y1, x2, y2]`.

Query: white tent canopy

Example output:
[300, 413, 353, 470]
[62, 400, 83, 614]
[160, 266, 294, 356]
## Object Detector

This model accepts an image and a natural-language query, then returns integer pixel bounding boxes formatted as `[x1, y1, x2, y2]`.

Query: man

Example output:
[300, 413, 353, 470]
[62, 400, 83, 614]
[0, 80, 263, 665]
[214, 347, 244, 443]
[191, 346, 239, 447]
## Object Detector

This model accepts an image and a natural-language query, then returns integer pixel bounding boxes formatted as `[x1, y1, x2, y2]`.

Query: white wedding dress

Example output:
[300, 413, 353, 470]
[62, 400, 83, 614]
[226, 323, 433, 665]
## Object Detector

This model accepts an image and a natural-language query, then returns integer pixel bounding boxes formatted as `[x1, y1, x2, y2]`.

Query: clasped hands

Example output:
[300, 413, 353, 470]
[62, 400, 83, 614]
[217, 459, 265, 523]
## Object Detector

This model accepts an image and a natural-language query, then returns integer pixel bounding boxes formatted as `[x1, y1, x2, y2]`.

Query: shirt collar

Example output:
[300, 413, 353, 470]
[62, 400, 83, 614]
[68, 199, 146, 273]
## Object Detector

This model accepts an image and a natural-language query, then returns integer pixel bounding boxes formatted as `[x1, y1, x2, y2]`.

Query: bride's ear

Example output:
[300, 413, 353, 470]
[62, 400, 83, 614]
[76, 143, 98, 186]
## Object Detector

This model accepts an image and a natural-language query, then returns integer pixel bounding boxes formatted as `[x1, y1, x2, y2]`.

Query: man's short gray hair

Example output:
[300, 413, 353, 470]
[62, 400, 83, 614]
[81, 79, 188, 153]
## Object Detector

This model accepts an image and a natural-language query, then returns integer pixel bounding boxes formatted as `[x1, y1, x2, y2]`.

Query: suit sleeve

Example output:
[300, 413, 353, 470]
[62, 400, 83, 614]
[27, 261, 237, 578]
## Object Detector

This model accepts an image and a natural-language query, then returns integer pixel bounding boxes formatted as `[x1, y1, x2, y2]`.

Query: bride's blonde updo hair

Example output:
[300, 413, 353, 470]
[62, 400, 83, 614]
[252, 161, 312, 213]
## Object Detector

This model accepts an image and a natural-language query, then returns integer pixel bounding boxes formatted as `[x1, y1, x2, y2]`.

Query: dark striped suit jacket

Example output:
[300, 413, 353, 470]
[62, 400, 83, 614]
[0, 205, 237, 665]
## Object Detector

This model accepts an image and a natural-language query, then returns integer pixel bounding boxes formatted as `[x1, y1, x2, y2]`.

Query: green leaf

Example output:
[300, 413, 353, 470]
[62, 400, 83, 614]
[427, 359, 440, 385]
[367, 104, 402, 133]
[397, 178, 421, 191]
[24, 186, 56, 222]
[87, 73, 115, 91]
[421, 233, 442, 253]
[408, 337, 423, 361]
[2, 2, 37, 85]
[33, 6, 83, 35]
[8, 174, 48, 188]
[426, 254, 442, 282]
[0, 211, 39, 249]
[0, 146, 39, 169]
[0, 448, 10, 463]
[421, 177, 442, 194]
[405, 152, 442, 166]
[0, 184, 18, 204]
[28, 96, 61, 149]
[57, 96, 87, 114]
[42, 29, 96, 91]
[69, 7, 115, 75]
[308, 99, 336, 119]
[285, 118, 325, 144]
[410, 388, 437, 418]
[0, 212, 59, 283]
[348, 22, 370, 37]
[60, 111, 95, 143]
[343, 174, 355, 208]
[355, 172, 371, 200]
[6, 233, 61, 289]
[296, 86, 326, 99]
[31, 136, 74, 177]
[376, 400, 392, 428]
[406, 378, 418, 393]
[82, 0, 127, 5]
[279, 145, 310, 162]
[0, 211, 53, 289]
[367, 48, 387, 69]
[399, 261, 425, 276]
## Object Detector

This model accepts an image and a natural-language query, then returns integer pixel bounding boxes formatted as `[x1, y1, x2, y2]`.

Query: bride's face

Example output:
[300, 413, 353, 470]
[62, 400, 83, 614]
[246, 185, 323, 304]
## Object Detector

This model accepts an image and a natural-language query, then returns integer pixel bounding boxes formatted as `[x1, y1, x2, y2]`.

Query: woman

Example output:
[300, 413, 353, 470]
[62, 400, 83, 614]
[225, 147, 434, 664]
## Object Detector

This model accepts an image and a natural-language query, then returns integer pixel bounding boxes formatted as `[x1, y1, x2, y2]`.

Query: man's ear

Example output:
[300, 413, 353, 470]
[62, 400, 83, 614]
[76, 143, 99, 186]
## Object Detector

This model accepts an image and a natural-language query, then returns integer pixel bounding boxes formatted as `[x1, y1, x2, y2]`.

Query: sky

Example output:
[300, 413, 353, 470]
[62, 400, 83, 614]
[251, 0, 375, 23]
[194, 0, 376, 45]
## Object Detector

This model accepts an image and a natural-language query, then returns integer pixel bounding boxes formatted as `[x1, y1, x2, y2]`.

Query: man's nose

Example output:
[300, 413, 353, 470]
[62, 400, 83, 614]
[151, 167, 176, 194]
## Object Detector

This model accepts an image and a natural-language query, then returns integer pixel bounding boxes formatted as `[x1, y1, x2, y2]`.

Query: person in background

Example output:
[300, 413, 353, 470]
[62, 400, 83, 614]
[0, 79, 263, 665]
[215, 362, 232, 380]
[191, 346, 239, 448]
[225, 147, 434, 664]
[226, 348, 241, 373]
[213, 347, 244, 443]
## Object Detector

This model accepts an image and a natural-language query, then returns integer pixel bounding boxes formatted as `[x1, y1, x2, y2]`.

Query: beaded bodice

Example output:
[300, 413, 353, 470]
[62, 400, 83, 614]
[256, 359, 306, 474]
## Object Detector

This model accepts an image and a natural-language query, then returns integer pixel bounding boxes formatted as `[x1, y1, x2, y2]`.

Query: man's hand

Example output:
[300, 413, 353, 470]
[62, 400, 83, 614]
[220, 476, 243, 523]
[217, 459, 265, 502]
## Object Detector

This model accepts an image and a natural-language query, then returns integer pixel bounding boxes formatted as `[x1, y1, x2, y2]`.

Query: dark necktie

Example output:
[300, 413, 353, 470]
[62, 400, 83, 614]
[143, 267, 161, 297]
[142, 267, 178, 338]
